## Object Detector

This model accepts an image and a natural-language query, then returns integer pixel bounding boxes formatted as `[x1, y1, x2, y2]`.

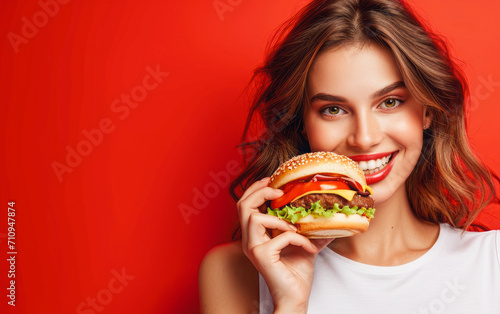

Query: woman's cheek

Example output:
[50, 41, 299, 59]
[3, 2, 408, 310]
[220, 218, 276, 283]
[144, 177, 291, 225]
[308, 124, 344, 152]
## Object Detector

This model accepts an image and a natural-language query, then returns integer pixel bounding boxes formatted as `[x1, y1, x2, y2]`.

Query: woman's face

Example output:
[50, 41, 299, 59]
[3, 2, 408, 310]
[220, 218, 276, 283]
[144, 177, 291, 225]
[303, 43, 431, 205]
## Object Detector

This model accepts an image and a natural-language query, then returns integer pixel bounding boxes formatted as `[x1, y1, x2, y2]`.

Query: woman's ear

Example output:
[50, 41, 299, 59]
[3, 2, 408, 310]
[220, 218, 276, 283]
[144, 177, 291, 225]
[423, 106, 433, 130]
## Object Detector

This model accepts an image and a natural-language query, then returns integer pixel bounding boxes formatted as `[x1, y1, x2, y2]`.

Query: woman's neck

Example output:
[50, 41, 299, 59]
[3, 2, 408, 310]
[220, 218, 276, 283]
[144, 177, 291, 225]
[327, 186, 440, 266]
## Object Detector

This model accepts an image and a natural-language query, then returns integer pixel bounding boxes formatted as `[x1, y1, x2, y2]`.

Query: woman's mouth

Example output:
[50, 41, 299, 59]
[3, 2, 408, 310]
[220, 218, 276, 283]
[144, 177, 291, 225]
[348, 151, 398, 184]
[357, 155, 391, 174]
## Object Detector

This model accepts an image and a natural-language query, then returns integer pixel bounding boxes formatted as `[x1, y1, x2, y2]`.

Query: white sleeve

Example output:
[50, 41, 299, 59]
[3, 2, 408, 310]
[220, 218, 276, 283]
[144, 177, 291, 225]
[258, 273, 275, 314]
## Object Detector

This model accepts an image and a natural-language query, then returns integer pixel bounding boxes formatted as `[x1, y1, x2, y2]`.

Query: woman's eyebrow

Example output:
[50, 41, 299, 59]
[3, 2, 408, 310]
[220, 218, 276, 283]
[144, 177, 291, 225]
[309, 81, 406, 103]
[309, 93, 347, 103]
[371, 81, 406, 98]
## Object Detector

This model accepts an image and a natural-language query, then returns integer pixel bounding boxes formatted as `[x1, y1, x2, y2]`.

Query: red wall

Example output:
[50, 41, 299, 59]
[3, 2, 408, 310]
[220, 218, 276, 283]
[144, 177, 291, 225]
[0, 0, 499, 313]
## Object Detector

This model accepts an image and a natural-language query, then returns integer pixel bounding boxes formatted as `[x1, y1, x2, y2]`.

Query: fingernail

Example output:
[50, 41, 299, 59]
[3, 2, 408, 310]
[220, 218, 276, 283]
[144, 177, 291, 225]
[289, 224, 297, 231]
[260, 177, 270, 181]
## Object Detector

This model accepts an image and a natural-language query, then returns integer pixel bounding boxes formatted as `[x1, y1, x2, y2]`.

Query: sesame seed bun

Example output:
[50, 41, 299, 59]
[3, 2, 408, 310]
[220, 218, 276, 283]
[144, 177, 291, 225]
[268, 151, 366, 189]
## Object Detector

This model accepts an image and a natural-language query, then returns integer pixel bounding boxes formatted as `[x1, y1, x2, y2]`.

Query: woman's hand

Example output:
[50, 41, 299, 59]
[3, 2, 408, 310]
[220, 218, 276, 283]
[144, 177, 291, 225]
[237, 177, 334, 313]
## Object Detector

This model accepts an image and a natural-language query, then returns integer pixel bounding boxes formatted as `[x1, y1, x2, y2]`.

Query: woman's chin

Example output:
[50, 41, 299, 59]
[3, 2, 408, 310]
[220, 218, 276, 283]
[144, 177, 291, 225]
[370, 178, 406, 207]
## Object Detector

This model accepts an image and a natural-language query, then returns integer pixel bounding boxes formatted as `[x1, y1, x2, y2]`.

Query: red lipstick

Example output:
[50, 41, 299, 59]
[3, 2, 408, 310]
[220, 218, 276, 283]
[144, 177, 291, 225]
[348, 151, 394, 162]
[363, 151, 398, 185]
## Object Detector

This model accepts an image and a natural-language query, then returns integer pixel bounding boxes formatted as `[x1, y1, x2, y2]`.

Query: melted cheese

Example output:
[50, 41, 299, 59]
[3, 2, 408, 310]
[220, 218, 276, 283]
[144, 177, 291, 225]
[290, 189, 357, 202]
[363, 185, 373, 195]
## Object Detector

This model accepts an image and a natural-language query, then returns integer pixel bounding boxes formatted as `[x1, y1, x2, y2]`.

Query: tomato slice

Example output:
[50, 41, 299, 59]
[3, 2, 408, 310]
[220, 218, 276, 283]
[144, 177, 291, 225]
[270, 180, 350, 209]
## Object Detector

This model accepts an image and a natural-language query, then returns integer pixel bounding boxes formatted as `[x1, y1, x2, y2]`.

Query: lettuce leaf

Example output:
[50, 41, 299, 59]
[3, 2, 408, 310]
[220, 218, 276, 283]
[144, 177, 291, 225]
[267, 200, 375, 224]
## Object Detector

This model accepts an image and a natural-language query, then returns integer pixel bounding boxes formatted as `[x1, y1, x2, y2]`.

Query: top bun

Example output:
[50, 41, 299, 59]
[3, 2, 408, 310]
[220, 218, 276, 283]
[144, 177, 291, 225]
[269, 152, 366, 189]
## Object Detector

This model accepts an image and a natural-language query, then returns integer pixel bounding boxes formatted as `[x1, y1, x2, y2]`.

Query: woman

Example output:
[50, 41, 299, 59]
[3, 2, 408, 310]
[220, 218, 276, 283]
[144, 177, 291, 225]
[199, 0, 500, 313]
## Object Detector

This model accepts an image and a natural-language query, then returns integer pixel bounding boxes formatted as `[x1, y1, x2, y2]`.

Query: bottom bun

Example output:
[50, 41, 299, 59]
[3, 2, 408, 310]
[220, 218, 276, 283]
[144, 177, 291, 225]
[272, 213, 370, 239]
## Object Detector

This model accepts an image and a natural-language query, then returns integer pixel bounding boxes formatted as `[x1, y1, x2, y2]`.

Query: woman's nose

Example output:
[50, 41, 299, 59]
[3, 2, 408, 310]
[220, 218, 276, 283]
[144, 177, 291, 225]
[346, 112, 383, 150]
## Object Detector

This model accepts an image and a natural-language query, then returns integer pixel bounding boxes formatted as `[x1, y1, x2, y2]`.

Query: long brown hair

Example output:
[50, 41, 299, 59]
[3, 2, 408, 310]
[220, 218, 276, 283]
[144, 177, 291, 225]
[229, 0, 499, 239]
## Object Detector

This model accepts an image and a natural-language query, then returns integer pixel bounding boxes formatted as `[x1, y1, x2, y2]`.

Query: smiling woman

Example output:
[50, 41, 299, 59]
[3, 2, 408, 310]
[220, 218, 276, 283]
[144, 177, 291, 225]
[304, 43, 428, 203]
[198, 0, 500, 313]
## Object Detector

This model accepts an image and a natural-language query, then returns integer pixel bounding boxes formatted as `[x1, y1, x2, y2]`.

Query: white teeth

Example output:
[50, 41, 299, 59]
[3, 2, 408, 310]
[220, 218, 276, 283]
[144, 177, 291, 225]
[355, 154, 392, 173]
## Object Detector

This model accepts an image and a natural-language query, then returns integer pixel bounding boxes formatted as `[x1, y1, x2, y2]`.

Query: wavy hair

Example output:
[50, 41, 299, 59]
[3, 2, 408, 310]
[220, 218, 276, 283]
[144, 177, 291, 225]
[229, 0, 498, 239]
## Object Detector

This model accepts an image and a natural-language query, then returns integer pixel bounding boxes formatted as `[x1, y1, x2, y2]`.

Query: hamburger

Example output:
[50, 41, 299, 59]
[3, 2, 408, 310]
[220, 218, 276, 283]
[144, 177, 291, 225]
[267, 151, 375, 238]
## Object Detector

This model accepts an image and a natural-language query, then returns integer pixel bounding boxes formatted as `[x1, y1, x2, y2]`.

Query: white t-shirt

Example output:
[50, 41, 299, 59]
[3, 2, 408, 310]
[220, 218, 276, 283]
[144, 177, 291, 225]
[259, 223, 500, 313]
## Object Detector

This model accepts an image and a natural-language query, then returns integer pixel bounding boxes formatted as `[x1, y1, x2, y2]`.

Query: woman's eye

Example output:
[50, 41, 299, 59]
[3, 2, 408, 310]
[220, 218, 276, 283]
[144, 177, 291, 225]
[380, 98, 402, 109]
[322, 106, 345, 116]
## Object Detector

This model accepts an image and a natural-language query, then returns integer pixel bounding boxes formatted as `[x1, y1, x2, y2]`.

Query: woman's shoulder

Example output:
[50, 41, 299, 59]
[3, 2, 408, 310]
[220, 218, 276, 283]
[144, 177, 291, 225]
[439, 223, 500, 260]
[441, 223, 500, 240]
[198, 240, 260, 313]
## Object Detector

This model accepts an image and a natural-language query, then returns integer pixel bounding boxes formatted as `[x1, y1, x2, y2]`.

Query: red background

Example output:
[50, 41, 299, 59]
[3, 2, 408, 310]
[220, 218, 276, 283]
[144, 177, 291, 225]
[0, 0, 499, 313]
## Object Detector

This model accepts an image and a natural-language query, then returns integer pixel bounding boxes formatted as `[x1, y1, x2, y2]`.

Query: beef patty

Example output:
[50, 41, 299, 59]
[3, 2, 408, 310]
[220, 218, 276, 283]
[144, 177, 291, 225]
[290, 193, 374, 209]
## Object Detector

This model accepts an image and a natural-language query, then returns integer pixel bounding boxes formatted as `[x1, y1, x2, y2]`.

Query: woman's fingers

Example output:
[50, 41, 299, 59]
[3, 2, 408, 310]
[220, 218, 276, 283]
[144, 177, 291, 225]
[238, 183, 284, 251]
[238, 187, 283, 232]
[239, 177, 271, 202]
[251, 231, 319, 263]
[247, 212, 297, 248]
[239, 186, 283, 215]
[310, 238, 336, 253]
